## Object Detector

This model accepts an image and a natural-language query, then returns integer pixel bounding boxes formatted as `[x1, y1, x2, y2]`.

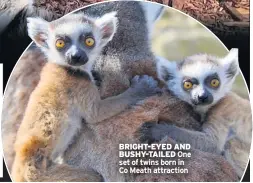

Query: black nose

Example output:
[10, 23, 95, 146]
[71, 54, 81, 63]
[68, 54, 88, 66]
[198, 93, 208, 102]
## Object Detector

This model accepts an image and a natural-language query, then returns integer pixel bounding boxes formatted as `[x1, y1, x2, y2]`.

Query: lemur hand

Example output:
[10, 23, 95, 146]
[128, 75, 161, 101]
[138, 122, 176, 144]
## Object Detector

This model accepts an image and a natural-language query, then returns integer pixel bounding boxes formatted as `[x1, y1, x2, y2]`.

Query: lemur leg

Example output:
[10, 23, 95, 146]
[138, 120, 229, 154]
[12, 136, 103, 182]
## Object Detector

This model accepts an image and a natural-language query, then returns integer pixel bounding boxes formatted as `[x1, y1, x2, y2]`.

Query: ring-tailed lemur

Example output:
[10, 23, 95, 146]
[139, 48, 252, 178]
[3, 1, 237, 182]
[11, 12, 160, 182]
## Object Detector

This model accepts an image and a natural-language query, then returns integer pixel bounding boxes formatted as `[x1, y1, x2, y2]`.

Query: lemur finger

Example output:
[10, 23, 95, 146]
[130, 75, 141, 86]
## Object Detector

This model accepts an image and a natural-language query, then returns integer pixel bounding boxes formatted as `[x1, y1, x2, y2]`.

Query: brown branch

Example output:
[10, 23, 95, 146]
[222, 21, 249, 27]
[222, 2, 245, 21]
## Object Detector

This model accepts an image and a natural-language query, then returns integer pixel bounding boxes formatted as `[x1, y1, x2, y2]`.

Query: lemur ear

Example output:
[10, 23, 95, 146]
[156, 56, 177, 83]
[27, 17, 49, 48]
[221, 48, 240, 79]
[95, 11, 118, 46]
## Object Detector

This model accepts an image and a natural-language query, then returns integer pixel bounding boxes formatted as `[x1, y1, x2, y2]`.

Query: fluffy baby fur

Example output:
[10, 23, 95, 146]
[140, 49, 251, 178]
[2, 1, 239, 181]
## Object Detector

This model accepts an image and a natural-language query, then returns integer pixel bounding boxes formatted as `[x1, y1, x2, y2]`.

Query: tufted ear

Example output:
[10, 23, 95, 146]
[156, 56, 178, 83]
[94, 11, 118, 46]
[220, 48, 240, 80]
[27, 17, 49, 48]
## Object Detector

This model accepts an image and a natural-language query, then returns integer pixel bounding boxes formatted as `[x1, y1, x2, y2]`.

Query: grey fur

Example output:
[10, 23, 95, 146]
[79, 1, 160, 98]
[160, 65, 174, 82]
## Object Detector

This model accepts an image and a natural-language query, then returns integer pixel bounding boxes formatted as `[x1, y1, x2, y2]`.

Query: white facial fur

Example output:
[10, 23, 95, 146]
[27, 12, 118, 73]
[157, 49, 239, 113]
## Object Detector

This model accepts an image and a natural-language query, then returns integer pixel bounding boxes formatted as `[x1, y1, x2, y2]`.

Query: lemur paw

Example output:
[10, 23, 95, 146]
[138, 122, 175, 144]
[138, 122, 158, 144]
[26, 147, 50, 170]
[130, 75, 161, 100]
[91, 70, 102, 87]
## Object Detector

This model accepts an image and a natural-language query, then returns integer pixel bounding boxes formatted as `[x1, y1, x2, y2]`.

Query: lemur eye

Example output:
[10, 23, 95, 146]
[85, 37, 95, 47]
[183, 81, 193, 90]
[210, 79, 220, 88]
[55, 39, 65, 49]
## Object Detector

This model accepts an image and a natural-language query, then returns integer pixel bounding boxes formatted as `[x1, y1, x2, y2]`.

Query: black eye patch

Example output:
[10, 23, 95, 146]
[79, 32, 94, 41]
[182, 77, 199, 91]
[55, 35, 71, 51]
[81, 32, 94, 38]
[204, 73, 220, 89]
[79, 32, 96, 48]
[182, 77, 199, 85]
[55, 35, 71, 43]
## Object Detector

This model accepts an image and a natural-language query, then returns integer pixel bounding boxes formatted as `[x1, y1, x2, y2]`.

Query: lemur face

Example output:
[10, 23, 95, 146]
[48, 22, 97, 67]
[27, 12, 118, 71]
[157, 49, 239, 110]
[180, 73, 218, 106]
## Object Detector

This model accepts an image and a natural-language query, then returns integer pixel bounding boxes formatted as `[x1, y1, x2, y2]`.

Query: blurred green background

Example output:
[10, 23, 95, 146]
[150, 8, 249, 99]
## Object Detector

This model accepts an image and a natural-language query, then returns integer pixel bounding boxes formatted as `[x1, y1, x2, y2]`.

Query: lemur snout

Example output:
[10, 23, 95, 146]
[67, 53, 88, 66]
[196, 91, 213, 105]
[198, 93, 208, 102]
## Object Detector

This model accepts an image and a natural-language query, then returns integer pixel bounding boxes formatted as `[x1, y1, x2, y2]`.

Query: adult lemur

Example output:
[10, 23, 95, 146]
[139, 49, 252, 178]
[2, 1, 237, 181]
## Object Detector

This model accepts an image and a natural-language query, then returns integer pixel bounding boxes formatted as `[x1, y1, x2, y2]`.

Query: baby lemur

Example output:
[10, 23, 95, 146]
[140, 48, 252, 178]
[11, 12, 159, 181]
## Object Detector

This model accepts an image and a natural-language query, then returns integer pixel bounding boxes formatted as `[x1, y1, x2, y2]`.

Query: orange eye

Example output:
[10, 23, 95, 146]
[85, 37, 95, 47]
[55, 39, 65, 49]
[183, 81, 193, 90]
[210, 79, 220, 88]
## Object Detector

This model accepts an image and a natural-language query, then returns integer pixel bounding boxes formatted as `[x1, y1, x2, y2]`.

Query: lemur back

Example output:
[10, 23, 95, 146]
[86, 1, 162, 98]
